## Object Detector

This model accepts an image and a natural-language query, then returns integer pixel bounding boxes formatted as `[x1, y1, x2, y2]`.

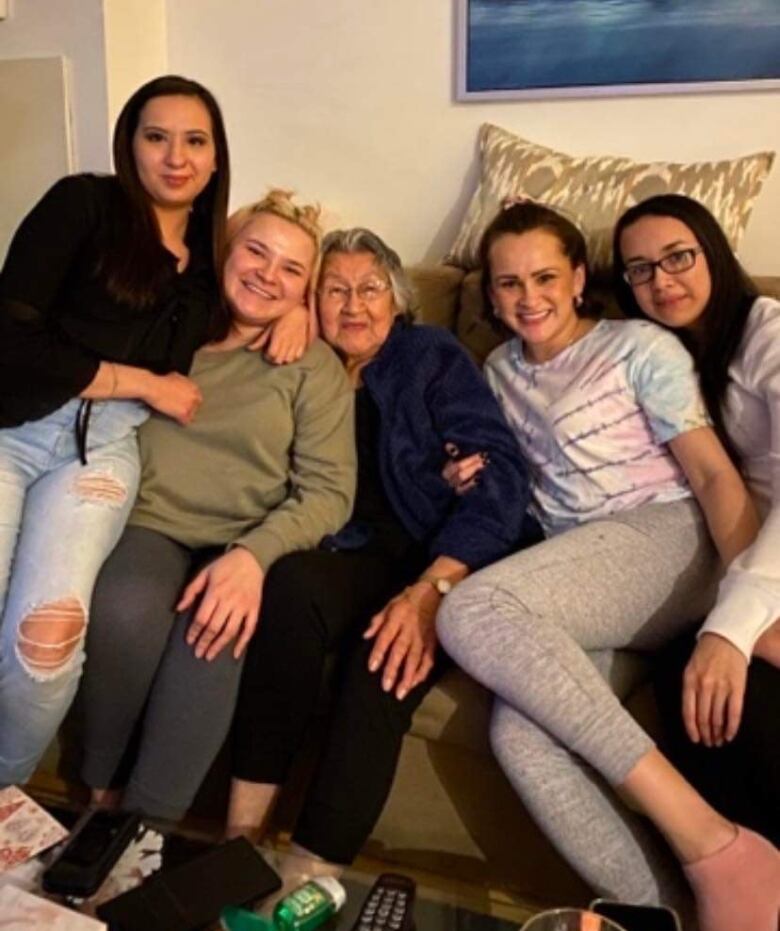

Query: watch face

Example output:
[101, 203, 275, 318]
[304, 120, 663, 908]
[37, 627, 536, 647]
[420, 575, 453, 595]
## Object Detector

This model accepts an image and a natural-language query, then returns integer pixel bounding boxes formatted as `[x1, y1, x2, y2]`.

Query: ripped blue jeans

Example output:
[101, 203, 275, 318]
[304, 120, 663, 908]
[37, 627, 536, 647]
[0, 398, 147, 784]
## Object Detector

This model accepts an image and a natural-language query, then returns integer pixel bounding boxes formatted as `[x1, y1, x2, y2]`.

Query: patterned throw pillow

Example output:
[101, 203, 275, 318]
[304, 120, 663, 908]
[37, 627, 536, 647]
[445, 124, 775, 271]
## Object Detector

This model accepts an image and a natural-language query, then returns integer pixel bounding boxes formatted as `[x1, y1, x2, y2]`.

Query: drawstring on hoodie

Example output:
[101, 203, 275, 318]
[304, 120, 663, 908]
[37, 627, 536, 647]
[75, 399, 93, 465]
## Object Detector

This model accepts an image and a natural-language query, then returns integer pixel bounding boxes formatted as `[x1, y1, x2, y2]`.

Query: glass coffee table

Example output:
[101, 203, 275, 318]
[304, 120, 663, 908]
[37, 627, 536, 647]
[257, 846, 530, 931]
[17, 802, 537, 930]
[336, 873, 522, 931]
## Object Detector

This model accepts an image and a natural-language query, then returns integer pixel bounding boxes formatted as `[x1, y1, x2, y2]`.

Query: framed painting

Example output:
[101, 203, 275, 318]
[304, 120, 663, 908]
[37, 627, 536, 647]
[456, 0, 780, 100]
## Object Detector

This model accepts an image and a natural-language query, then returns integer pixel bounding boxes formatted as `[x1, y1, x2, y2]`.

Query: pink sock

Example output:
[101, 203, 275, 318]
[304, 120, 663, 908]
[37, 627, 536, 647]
[683, 826, 780, 931]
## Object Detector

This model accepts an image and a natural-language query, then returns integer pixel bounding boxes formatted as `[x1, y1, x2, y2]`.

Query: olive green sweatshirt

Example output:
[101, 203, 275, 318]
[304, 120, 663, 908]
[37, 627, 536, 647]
[129, 339, 356, 571]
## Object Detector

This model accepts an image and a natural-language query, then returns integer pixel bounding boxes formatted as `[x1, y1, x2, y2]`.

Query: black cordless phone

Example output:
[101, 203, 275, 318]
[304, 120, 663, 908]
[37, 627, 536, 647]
[350, 873, 416, 931]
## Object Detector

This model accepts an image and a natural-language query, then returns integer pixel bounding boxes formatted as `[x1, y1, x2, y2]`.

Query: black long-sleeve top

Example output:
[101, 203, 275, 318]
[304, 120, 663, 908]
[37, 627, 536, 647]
[0, 173, 219, 427]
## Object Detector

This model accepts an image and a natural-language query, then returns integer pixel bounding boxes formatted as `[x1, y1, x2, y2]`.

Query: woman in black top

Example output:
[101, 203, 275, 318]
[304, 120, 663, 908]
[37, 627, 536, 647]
[0, 75, 230, 786]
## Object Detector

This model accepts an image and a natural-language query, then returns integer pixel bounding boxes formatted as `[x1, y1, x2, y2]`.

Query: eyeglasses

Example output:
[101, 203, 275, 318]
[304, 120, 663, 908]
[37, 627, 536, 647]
[319, 280, 392, 304]
[622, 247, 703, 287]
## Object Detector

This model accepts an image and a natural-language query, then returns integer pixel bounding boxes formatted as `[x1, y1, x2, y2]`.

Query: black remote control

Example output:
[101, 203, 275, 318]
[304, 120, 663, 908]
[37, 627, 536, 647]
[351, 873, 416, 931]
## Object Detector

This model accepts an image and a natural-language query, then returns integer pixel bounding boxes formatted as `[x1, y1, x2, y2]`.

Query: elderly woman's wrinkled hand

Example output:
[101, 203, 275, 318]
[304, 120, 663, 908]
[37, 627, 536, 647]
[178, 547, 264, 662]
[441, 442, 488, 496]
[247, 303, 310, 364]
[363, 584, 439, 701]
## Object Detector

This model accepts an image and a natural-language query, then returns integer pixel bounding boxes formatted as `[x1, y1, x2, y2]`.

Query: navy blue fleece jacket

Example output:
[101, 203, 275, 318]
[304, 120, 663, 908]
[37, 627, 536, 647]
[360, 320, 536, 568]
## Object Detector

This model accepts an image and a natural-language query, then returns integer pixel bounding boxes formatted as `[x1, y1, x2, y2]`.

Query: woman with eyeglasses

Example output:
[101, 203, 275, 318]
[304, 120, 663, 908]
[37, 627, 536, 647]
[613, 194, 780, 847]
[437, 201, 779, 931]
[227, 227, 535, 888]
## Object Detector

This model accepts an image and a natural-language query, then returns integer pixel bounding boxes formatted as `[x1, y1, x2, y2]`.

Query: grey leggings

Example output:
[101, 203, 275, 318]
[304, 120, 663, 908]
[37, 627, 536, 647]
[437, 499, 719, 911]
[80, 526, 244, 819]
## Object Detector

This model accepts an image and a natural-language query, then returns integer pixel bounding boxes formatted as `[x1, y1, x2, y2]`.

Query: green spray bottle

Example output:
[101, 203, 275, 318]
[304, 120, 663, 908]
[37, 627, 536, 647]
[273, 877, 347, 931]
[221, 877, 346, 931]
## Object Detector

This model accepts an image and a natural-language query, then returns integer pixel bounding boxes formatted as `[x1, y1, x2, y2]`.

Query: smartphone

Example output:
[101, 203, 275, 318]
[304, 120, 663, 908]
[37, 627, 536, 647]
[42, 808, 142, 898]
[96, 836, 281, 931]
[590, 900, 681, 931]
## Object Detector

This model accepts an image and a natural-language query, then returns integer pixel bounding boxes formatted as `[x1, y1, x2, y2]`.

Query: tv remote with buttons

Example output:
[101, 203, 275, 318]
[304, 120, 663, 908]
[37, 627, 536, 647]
[351, 873, 416, 931]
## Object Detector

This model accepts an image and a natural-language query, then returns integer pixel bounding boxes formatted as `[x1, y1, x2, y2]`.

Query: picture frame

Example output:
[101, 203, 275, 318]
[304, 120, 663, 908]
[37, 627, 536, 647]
[456, 0, 780, 101]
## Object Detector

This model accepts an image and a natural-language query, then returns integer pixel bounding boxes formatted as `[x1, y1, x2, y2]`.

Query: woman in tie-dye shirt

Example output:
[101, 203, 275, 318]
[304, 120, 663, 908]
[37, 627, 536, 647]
[436, 202, 779, 931]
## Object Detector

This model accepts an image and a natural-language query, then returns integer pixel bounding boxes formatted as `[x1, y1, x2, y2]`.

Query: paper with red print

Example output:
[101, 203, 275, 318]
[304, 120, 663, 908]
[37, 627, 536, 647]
[0, 885, 106, 929]
[0, 786, 68, 873]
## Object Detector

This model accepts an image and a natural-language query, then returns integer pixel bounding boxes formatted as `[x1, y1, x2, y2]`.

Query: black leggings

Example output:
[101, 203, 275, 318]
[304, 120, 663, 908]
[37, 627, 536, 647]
[80, 526, 243, 819]
[232, 547, 443, 864]
[654, 632, 780, 846]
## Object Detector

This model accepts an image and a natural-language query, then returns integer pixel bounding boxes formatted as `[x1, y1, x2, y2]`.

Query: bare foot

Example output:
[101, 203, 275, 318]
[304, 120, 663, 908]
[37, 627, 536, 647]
[225, 823, 264, 845]
[255, 845, 343, 917]
[90, 787, 123, 810]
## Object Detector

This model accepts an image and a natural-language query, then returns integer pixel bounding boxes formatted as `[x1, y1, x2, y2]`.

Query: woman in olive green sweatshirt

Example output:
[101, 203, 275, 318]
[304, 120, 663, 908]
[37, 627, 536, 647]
[78, 190, 356, 820]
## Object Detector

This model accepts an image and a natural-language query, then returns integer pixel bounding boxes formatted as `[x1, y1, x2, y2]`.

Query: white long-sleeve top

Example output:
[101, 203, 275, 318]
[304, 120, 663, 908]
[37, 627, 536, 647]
[700, 296, 780, 659]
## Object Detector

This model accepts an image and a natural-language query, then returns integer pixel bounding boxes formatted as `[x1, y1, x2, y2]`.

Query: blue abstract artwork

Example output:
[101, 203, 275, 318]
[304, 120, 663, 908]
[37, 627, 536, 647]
[459, 0, 780, 98]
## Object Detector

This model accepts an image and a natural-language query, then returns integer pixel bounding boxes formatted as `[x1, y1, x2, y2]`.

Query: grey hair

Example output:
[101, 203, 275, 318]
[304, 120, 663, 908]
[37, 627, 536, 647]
[320, 227, 417, 320]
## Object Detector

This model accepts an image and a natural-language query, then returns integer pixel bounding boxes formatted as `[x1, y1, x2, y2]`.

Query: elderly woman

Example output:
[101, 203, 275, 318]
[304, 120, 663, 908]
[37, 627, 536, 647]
[226, 227, 534, 881]
[78, 191, 355, 820]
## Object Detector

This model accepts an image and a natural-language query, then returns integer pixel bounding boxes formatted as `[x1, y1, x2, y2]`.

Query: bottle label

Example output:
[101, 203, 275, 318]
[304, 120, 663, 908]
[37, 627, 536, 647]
[287, 885, 328, 918]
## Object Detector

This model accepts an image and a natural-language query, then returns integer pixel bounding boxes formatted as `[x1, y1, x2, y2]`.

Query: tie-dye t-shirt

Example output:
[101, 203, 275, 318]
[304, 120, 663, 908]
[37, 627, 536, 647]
[484, 318, 710, 537]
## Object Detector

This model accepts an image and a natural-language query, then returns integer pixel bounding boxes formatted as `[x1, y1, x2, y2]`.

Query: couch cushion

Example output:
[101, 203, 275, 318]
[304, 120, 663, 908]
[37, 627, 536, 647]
[754, 276, 780, 302]
[445, 123, 775, 273]
[406, 264, 464, 330]
[411, 667, 493, 754]
[454, 271, 503, 365]
[411, 651, 654, 756]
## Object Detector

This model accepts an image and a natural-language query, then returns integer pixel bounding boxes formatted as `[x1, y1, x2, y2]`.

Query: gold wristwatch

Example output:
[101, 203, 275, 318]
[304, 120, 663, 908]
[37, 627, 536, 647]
[418, 574, 453, 596]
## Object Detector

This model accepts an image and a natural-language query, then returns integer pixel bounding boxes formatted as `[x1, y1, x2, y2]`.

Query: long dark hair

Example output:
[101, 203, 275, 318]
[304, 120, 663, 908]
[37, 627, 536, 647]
[478, 201, 600, 333]
[613, 195, 757, 456]
[102, 75, 230, 308]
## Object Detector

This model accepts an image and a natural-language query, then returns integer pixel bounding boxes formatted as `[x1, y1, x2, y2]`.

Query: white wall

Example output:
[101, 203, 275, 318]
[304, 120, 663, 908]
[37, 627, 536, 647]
[0, 0, 109, 171]
[0, 0, 167, 189]
[167, 0, 780, 275]
[2, 1, 777, 273]
[103, 0, 167, 129]
[0, 57, 73, 256]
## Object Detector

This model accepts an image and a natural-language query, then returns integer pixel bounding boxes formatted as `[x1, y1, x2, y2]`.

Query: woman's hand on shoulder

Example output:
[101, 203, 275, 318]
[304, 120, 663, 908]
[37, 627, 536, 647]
[363, 583, 440, 701]
[248, 304, 310, 364]
[177, 547, 264, 661]
[441, 442, 488, 495]
[144, 371, 203, 425]
[682, 632, 748, 747]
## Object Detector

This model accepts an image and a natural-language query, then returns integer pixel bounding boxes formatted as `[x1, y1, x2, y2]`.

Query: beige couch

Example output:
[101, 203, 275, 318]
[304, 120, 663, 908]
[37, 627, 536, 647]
[32, 265, 780, 910]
